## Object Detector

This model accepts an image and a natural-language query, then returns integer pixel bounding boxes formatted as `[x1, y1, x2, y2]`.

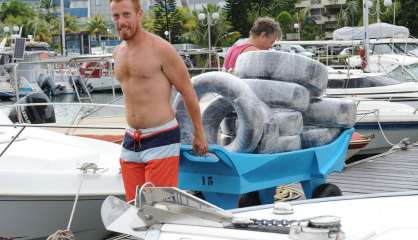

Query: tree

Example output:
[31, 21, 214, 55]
[0, 0, 36, 37]
[0, 0, 34, 22]
[224, 0, 252, 38]
[181, 4, 238, 48]
[224, 0, 295, 38]
[337, 0, 361, 27]
[86, 15, 109, 46]
[397, 0, 418, 37]
[293, 8, 310, 39]
[151, 0, 184, 43]
[277, 11, 293, 37]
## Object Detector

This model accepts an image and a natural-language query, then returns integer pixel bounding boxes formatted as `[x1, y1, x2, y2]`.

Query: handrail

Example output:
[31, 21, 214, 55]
[0, 123, 126, 130]
[0, 102, 125, 109]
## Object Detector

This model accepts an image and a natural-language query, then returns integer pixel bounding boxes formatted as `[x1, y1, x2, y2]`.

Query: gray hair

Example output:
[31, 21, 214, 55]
[250, 17, 281, 39]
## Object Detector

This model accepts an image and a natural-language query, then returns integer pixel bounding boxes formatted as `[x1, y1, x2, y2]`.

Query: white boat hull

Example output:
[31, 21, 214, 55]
[0, 195, 122, 240]
[355, 100, 418, 155]
[355, 121, 418, 155]
[0, 114, 125, 240]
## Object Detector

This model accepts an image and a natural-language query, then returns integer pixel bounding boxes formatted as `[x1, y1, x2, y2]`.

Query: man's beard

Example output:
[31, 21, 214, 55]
[119, 26, 137, 40]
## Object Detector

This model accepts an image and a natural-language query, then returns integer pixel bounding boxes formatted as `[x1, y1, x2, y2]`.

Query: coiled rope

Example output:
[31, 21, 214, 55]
[275, 185, 303, 201]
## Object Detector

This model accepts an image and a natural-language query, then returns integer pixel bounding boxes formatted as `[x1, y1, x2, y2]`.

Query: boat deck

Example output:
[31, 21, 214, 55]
[328, 143, 418, 195]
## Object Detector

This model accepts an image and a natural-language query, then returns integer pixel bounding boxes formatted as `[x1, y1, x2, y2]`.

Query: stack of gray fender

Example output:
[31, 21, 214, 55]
[235, 51, 356, 151]
[174, 51, 357, 154]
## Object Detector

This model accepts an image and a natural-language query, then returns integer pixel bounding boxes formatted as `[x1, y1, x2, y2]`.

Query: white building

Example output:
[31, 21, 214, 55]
[296, 0, 346, 39]
[89, 0, 225, 22]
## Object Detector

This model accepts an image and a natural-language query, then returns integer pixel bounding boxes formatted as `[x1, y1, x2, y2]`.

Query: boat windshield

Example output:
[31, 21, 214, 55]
[328, 75, 401, 89]
[405, 63, 418, 77]
[373, 43, 418, 57]
[395, 43, 418, 56]
[389, 64, 418, 82]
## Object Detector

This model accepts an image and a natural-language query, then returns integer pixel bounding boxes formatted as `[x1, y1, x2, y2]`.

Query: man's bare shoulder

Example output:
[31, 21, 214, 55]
[146, 32, 176, 55]
[112, 42, 127, 58]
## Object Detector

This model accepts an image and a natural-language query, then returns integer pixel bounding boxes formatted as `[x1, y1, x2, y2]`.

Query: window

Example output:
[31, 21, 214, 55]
[373, 44, 393, 55]
[329, 75, 400, 89]
[327, 79, 344, 88]
[405, 63, 418, 80]
[394, 43, 418, 55]
[389, 66, 415, 82]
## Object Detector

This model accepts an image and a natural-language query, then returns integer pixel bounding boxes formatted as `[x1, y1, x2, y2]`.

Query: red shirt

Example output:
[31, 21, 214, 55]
[223, 42, 255, 71]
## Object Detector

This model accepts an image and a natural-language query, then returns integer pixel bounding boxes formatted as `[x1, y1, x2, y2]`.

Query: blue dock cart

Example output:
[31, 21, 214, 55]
[179, 128, 354, 209]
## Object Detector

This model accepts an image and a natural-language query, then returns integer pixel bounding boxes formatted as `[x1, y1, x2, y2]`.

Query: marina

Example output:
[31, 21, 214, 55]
[1, 0, 418, 239]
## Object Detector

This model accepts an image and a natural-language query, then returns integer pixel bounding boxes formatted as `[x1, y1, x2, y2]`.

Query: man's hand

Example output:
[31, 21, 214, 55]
[192, 132, 208, 156]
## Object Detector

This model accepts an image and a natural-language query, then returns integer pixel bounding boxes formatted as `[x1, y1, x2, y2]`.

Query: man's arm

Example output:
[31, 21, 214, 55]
[159, 40, 208, 155]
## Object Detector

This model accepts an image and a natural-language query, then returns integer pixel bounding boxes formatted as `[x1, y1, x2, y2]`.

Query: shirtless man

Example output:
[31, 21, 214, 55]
[110, 0, 208, 201]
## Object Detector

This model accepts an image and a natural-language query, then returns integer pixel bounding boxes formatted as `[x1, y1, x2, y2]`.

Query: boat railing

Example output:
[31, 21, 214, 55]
[0, 102, 126, 132]
[178, 49, 221, 76]
[7, 54, 116, 101]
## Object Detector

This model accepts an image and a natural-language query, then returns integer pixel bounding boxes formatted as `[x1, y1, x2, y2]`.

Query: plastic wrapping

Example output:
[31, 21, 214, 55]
[255, 135, 301, 154]
[301, 126, 341, 148]
[235, 51, 328, 97]
[173, 71, 266, 153]
[333, 23, 409, 40]
[303, 98, 357, 128]
[200, 96, 235, 144]
[271, 108, 303, 136]
[244, 79, 310, 111]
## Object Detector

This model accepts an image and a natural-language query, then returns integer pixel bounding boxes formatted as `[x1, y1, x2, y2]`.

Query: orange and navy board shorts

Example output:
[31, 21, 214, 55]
[119, 119, 180, 201]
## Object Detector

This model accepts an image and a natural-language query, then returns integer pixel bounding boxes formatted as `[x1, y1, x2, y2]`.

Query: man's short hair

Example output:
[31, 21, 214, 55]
[109, 0, 141, 12]
[250, 17, 281, 39]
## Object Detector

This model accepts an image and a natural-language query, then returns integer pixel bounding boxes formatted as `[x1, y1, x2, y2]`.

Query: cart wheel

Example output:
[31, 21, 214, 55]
[192, 191, 205, 200]
[312, 183, 342, 198]
[238, 191, 261, 207]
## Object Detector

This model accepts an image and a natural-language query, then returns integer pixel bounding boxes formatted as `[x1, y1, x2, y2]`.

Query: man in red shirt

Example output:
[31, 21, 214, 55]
[223, 17, 281, 72]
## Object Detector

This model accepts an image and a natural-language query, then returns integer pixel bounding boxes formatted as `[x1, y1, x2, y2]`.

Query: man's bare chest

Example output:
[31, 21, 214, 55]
[115, 51, 161, 80]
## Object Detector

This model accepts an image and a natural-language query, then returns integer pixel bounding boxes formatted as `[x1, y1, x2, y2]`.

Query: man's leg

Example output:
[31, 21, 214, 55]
[119, 159, 145, 202]
[144, 156, 179, 187]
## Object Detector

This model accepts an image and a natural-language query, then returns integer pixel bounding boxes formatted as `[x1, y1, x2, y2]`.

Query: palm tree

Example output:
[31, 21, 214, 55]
[293, 7, 309, 39]
[85, 15, 108, 47]
[337, 0, 361, 27]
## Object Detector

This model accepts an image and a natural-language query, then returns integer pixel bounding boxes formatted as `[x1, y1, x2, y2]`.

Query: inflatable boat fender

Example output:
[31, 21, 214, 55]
[301, 126, 341, 148]
[174, 72, 266, 153]
[235, 51, 328, 97]
[271, 108, 304, 136]
[243, 79, 310, 111]
[303, 98, 357, 128]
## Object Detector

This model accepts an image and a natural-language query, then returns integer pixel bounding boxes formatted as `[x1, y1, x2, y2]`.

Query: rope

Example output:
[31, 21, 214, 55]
[374, 109, 395, 146]
[46, 230, 75, 240]
[47, 163, 101, 240]
[357, 106, 395, 146]
[274, 185, 303, 202]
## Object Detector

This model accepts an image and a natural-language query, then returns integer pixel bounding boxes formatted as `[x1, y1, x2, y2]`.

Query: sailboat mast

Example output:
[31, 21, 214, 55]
[363, 0, 370, 71]
[60, 0, 66, 56]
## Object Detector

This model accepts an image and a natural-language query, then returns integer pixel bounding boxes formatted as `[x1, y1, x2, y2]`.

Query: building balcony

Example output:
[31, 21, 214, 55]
[311, 14, 338, 24]
[295, 0, 310, 8]
[325, 31, 334, 39]
[323, 0, 346, 7]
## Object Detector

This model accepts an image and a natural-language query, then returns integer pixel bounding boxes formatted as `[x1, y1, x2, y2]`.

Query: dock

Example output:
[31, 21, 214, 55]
[328, 143, 418, 195]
